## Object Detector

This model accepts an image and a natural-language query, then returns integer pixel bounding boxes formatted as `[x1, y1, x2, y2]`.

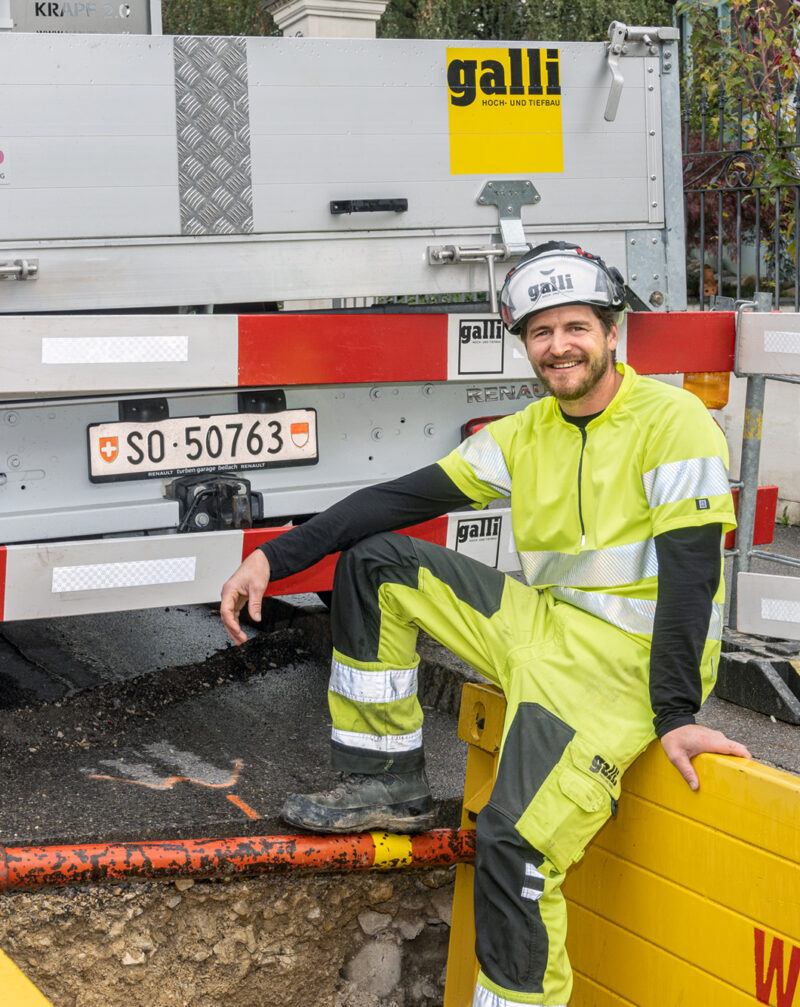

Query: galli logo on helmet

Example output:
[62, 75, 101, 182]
[527, 270, 575, 306]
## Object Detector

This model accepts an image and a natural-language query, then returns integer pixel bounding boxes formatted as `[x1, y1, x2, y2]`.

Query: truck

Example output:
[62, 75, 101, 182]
[2, 14, 800, 1007]
[0, 13, 719, 624]
[0, 14, 694, 622]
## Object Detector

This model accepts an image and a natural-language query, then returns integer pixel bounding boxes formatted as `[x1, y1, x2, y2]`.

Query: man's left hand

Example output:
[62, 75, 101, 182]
[660, 724, 751, 791]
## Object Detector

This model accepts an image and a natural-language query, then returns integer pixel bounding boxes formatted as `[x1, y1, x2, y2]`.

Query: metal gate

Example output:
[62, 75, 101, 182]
[683, 81, 800, 310]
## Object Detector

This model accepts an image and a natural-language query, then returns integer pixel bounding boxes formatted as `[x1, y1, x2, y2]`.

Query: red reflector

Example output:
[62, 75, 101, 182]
[461, 416, 504, 440]
[626, 311, 735, 375]
[725, 486, 779, 549]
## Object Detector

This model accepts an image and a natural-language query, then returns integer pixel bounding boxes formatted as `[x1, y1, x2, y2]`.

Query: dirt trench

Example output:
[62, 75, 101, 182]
[0, 868, 457, 1007]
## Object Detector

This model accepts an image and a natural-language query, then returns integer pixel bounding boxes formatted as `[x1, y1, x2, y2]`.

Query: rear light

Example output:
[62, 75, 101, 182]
[683, 371, 731, 410]
[461, 416, 504, 440]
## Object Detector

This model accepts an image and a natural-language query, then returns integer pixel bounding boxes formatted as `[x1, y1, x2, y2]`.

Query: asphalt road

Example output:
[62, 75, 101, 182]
[0, 597, 469, 846]
[0, 527, 799, 847]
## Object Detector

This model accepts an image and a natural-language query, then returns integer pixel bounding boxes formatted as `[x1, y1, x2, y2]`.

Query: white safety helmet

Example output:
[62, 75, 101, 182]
[500, 241, 627, 336]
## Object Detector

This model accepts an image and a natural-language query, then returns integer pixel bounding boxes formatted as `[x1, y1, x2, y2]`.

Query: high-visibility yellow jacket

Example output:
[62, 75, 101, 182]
[439, 363, 737, 644]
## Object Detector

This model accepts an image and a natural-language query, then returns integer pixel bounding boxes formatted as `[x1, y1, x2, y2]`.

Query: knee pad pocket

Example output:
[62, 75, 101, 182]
[515, 732, 622, 873]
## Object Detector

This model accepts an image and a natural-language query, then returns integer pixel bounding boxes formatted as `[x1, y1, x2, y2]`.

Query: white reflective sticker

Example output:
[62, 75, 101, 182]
[52, 557, 197, 593]
[42, 336, 190, 365]
[764, 330, 800, 355]
[761, 598, 800, 624]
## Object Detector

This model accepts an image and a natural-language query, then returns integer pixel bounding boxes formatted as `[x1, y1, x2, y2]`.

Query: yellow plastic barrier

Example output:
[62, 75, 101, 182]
[0, 948, 54, 1006]
[444, 682, 800, 1007]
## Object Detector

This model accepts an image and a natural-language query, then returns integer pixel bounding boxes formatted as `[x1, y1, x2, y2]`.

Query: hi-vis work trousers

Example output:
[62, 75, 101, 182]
[327, 532, 683, 1006]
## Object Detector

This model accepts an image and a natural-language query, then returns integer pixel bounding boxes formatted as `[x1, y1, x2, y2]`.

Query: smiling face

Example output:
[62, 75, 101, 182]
[523, 304, 622, 416]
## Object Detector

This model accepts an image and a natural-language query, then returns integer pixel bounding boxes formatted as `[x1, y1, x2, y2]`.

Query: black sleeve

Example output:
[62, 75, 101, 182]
[260, 463, 473, 581]
[650, 523, 722, 738]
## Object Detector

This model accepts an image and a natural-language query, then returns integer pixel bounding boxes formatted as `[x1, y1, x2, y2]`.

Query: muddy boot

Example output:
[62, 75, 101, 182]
[280, 769, 435, 834]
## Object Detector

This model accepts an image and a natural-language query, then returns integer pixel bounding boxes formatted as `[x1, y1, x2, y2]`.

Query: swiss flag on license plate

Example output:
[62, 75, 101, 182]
[99, 436, 119, 463]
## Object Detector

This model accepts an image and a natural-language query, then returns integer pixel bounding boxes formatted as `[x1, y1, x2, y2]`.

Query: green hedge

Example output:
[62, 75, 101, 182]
[161, 0, 675, 41]
[379, 0, 676, 41]
[161, 0, 278, 36]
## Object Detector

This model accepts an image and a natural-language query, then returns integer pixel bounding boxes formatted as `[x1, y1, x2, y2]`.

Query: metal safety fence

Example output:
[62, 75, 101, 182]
[683, 80, 800, 311]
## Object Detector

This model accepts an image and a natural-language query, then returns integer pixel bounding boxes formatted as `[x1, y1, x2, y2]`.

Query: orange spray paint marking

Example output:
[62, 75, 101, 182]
[88, 758, 243, 791]
[227, 794, 260, 820]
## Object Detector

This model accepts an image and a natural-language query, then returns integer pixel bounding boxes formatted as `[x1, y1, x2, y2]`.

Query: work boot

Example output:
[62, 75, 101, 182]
[280, 768, 435, 834]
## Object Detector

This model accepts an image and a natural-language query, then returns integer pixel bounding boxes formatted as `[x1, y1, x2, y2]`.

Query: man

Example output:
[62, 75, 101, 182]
[221, 242, 750, 1007]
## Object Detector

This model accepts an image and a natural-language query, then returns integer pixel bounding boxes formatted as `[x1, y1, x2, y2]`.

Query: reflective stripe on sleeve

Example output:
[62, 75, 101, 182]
[331, 727, 423, 753]
[642, 456, 729, 508]
[457, 428, 512, 498]
[551, 586, 723, 641]
[328, 657, 418, 704]
[520, 538, 657, 588]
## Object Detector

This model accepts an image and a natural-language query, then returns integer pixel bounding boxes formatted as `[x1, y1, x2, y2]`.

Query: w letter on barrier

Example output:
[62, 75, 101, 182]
[755, 928, 800, 1005]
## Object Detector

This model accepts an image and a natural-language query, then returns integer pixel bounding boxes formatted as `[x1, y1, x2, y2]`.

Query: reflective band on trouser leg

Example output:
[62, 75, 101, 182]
[327, 531, 521, 773]
[473, 982, 566, 1007]
[328, 652, 425, 774]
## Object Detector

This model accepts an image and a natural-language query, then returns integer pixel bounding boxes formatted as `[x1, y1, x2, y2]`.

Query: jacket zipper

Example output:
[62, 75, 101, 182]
[577, 427, 588, 546]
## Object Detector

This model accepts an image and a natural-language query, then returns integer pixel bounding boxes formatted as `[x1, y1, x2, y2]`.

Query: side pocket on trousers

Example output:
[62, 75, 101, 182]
[514, 732, 622, 874]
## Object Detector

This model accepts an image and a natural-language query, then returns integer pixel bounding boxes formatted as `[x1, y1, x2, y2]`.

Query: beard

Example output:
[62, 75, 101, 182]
[532, 345, 615, 401]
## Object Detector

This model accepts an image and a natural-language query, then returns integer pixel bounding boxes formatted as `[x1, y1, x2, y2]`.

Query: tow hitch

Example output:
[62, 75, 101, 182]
[168, 474, 263, 532]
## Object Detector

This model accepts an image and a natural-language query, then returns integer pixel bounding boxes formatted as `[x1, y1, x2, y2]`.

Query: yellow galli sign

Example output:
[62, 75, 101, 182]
[446, 47, 564, 176]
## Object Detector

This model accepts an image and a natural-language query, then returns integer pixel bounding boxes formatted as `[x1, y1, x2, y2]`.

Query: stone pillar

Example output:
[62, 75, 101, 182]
[265, 0, 388, 38]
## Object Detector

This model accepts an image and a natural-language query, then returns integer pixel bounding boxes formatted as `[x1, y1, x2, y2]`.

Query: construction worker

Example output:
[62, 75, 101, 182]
[221, 242, 751, 1007]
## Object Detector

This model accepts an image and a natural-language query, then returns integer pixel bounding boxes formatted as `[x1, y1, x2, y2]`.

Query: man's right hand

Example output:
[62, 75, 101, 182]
[220, 549, 271, 645]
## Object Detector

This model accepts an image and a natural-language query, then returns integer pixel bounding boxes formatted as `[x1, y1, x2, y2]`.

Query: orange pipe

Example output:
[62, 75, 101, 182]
[0, 829, 476, 891]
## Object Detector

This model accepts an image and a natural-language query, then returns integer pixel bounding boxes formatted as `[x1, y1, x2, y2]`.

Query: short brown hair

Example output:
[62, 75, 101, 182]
[591, 305, 622, 335]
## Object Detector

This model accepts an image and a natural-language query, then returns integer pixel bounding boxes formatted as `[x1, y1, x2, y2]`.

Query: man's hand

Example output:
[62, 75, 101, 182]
[220, 550, 271, 645]
[660, 724, 751, 791]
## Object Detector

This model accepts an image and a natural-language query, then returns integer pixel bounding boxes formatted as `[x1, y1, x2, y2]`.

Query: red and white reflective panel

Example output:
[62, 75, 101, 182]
[0, 511, 518, 622]
[0, 309, 752, 398]
[0, 313, 540, 398]
[1, 309, 767, 398]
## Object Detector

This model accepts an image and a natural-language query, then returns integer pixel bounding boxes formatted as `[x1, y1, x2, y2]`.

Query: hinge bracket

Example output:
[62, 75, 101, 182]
[428, 180, 540, 313]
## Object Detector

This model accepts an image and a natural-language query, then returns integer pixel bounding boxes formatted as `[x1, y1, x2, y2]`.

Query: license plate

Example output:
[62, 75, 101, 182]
[88, 409, 318, 482]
